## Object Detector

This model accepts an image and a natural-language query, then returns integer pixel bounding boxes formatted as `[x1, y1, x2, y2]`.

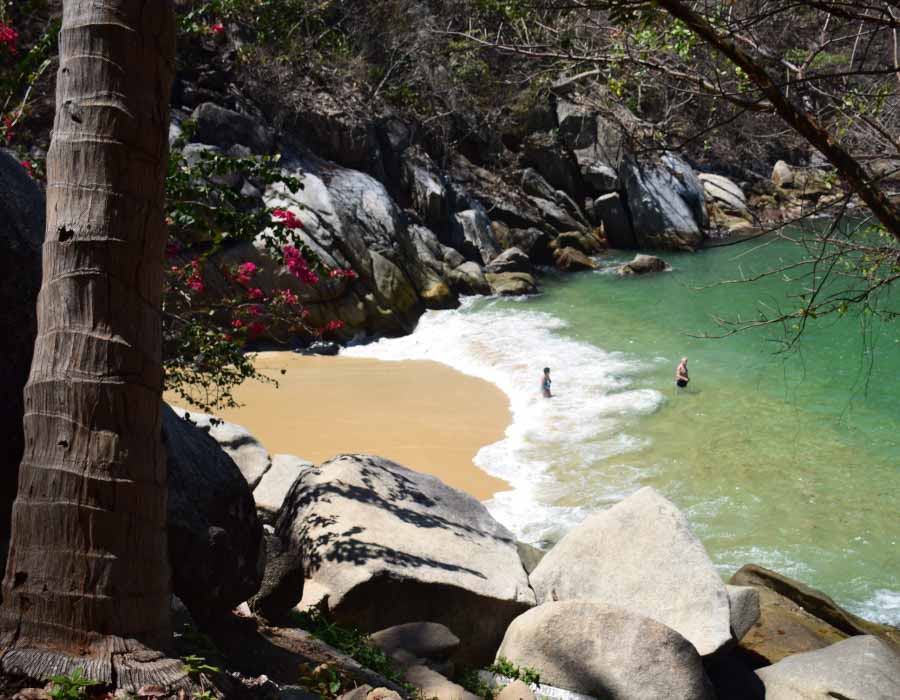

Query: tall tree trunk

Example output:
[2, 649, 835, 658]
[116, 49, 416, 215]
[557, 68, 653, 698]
[0, 0, 184, 688]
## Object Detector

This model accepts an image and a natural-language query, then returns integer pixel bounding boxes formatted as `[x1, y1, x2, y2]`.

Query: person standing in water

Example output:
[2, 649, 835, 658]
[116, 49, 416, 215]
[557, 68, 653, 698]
[675, 357, 689, 388]
[541, 367, 552, 398]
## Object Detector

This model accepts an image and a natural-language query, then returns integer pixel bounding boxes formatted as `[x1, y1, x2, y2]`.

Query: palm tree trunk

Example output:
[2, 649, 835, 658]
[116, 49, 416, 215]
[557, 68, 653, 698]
[0, 0, 185, 688]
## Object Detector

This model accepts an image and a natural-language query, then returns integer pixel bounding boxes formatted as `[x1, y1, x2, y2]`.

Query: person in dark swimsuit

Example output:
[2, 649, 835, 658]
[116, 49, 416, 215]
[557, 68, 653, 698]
[675, 357, 689, 388]
[541, 367, 552, 398]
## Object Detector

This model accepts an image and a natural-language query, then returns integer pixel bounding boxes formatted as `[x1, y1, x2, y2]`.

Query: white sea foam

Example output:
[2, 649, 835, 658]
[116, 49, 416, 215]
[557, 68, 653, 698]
[343, 297, 665, 545]
[852, 589, 900, 627]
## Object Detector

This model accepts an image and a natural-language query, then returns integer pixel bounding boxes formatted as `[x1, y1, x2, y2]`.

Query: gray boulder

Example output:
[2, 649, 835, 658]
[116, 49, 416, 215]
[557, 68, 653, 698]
[404, 665, 479, 700]
[192, 102, 274, 154]
[171, 408, 272, 489]
[486, 272, 539, 296]
[727, 585, 761, 642]
[554, 247, 598, 272]
[772, 160, 795, 188]
[756, 636, 900, 700]
[0, 152, 44, 548]
[253, 454, 314, 522]
[451, 209, 501, 264]
[528, 196, 586, 234]
[617, 254, 671, 276]
[497, 601, 715, 700]
[485, 247, 532, 275]
[249, 533, 304, 622]
[699, 173, 749, 216]
[163, 404, 265, 621]
[275, 454, 535, 664]
[491, 225, 552, 265]
[371, 622, 460, 659]
[620, 154, 708, 250]
[593, 192, 634, 248]
[494, 680, 536, 700]
[582, 163, 619, 194]
[528, 487, 733, 656]
[449, 262, 492, 296]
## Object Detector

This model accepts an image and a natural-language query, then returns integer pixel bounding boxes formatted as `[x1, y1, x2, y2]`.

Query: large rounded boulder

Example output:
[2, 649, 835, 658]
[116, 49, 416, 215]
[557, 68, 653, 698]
[497, 600, 715, 700]
[275, 454, 535, 664]
[0, 153, 44, 549]
[163, 404, 265, 621]
[528, 487, 733, 656]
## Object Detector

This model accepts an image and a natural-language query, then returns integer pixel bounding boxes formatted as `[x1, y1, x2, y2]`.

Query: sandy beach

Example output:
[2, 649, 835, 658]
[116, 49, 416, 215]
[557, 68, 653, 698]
[185, 352, 512, 500]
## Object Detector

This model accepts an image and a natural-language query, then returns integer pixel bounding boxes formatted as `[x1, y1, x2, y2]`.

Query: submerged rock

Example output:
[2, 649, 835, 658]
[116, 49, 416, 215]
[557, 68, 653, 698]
[529, 487, 733, 656]
[276, 454, 535, 664]
[497, 600, 715, 700]
[617, 254, 670, 275]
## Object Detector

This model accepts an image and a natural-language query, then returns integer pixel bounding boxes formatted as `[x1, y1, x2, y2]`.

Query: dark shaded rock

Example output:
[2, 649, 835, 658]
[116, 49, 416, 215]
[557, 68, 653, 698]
[528, 196, 585, 233]
[521, 167, 558, 201]
[617, 254, 671, 275]
[0, 152, 43, 549]
[730, 564, 900, 653]
[593, 192, 635, 248]
[485, 247, 532, 275]
[275, 454, 535, 665]
[401, 147, 447, 231]
[492, 225, 553, 266]
[163, 404, 266, 621]
[371, 622, 460, 659]
[555, 230, 604, 255]
[515, 542, 545, 575]
[249, 534, 304, 622]
[450, 209, 501, 264]
[523, 132, 583, 200]
[298, 340, 341, 356]
[192, 102, 274, 153]
[582, 163, 619, 194]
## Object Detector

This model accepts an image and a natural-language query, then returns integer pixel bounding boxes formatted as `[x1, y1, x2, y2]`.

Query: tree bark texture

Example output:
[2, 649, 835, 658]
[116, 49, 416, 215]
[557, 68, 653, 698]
[656, 0, 900, 243]
[0, 0, 183, 688]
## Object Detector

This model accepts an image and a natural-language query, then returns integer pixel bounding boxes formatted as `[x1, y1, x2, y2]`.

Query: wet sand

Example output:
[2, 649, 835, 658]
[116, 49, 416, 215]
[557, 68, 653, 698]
[199, 352, 511, 500]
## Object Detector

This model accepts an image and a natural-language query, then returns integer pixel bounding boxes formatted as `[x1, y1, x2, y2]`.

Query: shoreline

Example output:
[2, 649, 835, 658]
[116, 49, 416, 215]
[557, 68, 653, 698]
[203, 352, 513, 501]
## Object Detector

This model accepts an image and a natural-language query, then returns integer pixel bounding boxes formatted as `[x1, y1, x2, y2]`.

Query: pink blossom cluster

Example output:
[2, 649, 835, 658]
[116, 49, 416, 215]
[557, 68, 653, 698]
[273, 209, 304, 230]
[323, 320, 345, 333]
[0, 23, 18, 54]
[186, 259, 204, 293]
[329, 268, 359, 280]
[210, 22, 225, 35]
[283, 245, 319, 285]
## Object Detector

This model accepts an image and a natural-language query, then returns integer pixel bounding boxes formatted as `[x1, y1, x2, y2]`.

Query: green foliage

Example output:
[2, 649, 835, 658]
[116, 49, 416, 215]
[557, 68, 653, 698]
[290, 609, 408, 687]
[47, 668, 99, 700]
[183, 654, 222, 678]
[488, 656, 540, 686]
[457, 669, 496, 700]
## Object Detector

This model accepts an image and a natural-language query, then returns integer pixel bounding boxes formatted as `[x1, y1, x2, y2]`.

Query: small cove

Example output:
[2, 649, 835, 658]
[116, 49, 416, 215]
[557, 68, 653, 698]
[346, 231, 900, 625]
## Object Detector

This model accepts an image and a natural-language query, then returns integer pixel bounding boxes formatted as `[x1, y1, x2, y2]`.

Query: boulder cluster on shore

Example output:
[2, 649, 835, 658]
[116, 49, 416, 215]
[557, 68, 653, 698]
[139, 410, 900, 699]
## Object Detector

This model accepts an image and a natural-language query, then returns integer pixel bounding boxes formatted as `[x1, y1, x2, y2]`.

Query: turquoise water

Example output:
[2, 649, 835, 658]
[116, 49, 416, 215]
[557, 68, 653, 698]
[348, 232, 900, 624]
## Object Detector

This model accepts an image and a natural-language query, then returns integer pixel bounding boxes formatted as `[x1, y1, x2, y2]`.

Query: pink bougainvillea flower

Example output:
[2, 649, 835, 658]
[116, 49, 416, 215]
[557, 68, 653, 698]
[248, 321, 266, 339]
[247, 287, 264, 300]
[210, 22, 225, 34]
[283, 245, 319, 285]
[273, 209, 304, 230]
[329, 268, 358, 280]
[277, 289, 299, 305]
[0, 24, 19, 55]
[20, 160, 33, 178]
[231, 319, 244, 329]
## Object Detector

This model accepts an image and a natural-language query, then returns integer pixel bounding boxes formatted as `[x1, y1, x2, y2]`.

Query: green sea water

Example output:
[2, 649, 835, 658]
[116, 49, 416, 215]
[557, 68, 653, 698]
[348, 231, 900, 623]
[519, 234, 899, 621]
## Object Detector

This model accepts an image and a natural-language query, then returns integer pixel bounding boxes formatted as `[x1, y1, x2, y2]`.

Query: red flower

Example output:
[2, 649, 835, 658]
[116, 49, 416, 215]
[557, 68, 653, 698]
[329, 268, 358, 280]
[247, 287, 264, 300]
[277, 289, 299, 305]
[0, 24, 19, 55]
[283, 245, 319, 285]
[232, 319, 244, 329]
[273, 209, 304, 230]
[165, 240, 181, 258]
[210, 22, 225, 34]
[248, 321, 266, 339]
[20, 160, 33, 178]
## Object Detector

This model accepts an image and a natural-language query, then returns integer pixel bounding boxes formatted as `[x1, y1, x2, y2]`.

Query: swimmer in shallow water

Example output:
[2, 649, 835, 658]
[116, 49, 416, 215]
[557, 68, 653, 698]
[675, 357, 689, 388]
[541, 367, 552, 398]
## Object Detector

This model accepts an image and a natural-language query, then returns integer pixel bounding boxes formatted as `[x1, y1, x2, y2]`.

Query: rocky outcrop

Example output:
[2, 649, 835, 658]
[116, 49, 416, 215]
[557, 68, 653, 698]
[620, 154, 708, 250]
[451, 208, 501, 264]
[771, 160, 795, 188]
[529, 487, 733, 656]
[727, 585, 761, 642]
[449, 261, 492, 296]
[756, 635, 900, 699]
[485, 247, 533, 275]
[0, 153, 44, 549]
[554, 247, 598, 272]
[497, 600, 715, 700]
[617, 254, 670, 275]
[371, 622, 460, 661]
[163, 404, 265, 621]
[731, 564, 900, 652]
[275, 454, 535, 665]
[404, 665, 479, 700]
[248, 533, 304, 622]
[193, 102, 274, 154]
